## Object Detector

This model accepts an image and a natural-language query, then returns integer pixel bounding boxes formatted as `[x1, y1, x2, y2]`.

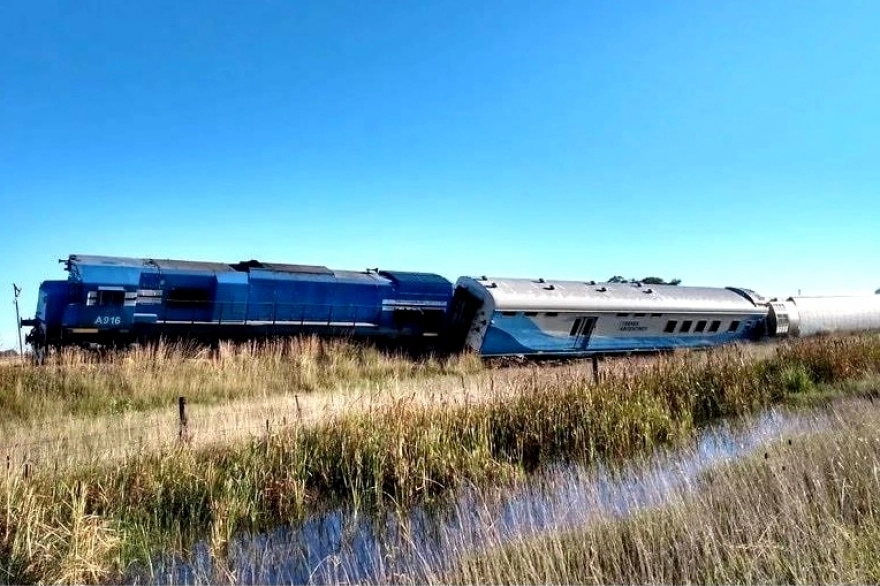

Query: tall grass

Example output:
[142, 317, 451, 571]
[0, 337, 482, 422]
[448, 396, 880, 584]
[0, 333, 879, 583]
[0, 476, 121, 584]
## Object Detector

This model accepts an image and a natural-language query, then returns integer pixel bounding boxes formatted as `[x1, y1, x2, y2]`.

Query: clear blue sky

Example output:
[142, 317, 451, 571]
[2, 1, 879, 349]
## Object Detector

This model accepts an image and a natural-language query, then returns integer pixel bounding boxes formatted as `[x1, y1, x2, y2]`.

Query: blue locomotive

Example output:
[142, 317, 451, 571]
[21, 255, 452, 353]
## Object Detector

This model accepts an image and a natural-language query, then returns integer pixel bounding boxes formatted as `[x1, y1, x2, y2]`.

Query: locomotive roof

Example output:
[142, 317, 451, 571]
[460, 276, 763, 313]
[68, 255, 236, 273]
[64, 255, 449, 286]
[68, 254, 336, 274]
[229, 260, 333, 275]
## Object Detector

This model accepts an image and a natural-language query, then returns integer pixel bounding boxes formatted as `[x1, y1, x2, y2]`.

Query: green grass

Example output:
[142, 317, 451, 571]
[448, 395, 880, 585]
[1, 333, 879, 583]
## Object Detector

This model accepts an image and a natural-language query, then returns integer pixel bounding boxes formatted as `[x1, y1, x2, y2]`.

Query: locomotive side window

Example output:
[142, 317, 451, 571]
[680, 320, 693, 333]
[569, 318, 583, 336]
[695, 320, 707, 333]
[97, 289, 125, 306]
[728, 320, 741, 332]
[709, 320, 721, 332]
[664, 320, 677, 333]
[166, 287, 212, 308]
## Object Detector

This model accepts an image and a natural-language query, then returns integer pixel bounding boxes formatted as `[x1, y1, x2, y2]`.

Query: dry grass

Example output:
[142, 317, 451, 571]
[0, 340, 740, 471]
[0, 337, 484, 469]
[0, 476, 121, 584]
[0, 337, 483, 422]
[0, 333, 878, 584]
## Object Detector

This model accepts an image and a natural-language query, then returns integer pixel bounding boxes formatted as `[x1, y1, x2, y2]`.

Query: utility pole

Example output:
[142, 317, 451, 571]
[13, 284, 23, 360]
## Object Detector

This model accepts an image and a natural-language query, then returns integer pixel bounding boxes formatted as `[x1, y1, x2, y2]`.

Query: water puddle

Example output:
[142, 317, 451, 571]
[132, 405, 833, 584]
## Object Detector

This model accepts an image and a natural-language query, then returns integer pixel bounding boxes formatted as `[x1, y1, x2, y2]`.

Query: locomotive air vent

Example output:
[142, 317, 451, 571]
[597, 286, 608, 292]
[643, 288, 654, 294]
[544, 284, 556, 290]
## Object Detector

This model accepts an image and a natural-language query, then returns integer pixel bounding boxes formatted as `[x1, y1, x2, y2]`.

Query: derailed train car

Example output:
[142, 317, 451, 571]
[21, 255, 452, 353]
[443, 277, 880, 358]
[444, 276, 770, 357]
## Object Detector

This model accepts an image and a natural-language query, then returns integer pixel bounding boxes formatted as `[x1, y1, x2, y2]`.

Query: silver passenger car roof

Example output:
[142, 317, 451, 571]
[461, 277, 763, 313]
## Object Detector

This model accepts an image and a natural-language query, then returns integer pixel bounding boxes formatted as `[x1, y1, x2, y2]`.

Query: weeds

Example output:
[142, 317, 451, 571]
[0, 337, 482, 423]
[449, 396, 880, 584]
[0, 333, 879, 583]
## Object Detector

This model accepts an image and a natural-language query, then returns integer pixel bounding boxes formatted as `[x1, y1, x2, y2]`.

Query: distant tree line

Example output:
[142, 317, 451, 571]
[607, 276, 682, 286]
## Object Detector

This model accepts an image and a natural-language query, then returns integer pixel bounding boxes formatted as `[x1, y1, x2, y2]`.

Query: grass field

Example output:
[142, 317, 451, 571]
[447, 394, 880, 584]
[0, 333, 878, 583]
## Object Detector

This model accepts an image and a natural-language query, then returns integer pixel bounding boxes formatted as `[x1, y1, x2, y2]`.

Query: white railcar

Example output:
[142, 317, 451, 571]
[446, 276, 770, 357]
[767, 295, 880, 337]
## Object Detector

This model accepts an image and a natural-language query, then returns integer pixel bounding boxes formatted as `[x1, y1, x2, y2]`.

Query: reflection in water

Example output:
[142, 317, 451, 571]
[133, 406, 829, 585]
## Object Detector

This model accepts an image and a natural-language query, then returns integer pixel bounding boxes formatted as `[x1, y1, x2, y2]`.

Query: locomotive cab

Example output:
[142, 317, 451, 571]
[22, 280, 69, 349]
[377, 271, 452, 338]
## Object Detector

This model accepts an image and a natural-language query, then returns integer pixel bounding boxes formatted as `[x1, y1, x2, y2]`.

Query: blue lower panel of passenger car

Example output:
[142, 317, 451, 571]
[587, 334, 742, 352]
[479, 318, 751, 356]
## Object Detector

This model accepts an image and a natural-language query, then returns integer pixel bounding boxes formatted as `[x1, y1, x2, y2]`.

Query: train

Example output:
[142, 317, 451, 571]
[18, 253, 880, 359]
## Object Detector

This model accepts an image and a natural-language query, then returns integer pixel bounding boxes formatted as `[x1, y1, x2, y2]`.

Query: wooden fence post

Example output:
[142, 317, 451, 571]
[592, 355, 600, 383]
[178, 396, 188, 442]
